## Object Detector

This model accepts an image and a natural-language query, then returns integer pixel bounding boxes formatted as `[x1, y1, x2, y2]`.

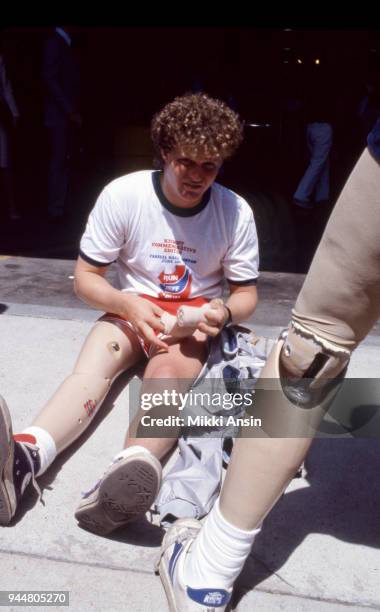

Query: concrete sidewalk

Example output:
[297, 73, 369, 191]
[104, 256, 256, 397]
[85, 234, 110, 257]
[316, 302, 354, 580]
[0, 276, 380, 610]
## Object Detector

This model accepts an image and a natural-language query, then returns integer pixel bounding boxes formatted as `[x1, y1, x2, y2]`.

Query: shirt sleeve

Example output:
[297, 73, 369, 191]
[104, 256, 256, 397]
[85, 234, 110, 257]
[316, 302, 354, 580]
[79, 188, 126, 266]
[367, 117, 380, 162]
[222, 200, 259, 285]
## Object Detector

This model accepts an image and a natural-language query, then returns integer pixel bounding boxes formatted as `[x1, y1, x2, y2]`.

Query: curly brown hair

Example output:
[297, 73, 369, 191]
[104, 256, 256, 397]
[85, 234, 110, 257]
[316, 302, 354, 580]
[151, 92, 243, 165]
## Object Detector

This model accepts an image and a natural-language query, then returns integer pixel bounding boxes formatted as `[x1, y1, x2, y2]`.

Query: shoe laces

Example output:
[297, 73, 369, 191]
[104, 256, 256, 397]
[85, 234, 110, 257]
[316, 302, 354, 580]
[18, 442, 43, 504]
[162, 523, 200, 555]
[156, 523, 199, 575]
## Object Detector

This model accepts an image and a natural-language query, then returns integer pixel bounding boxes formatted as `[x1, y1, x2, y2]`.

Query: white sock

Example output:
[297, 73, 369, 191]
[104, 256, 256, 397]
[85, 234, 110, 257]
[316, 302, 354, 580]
[21, 426, 57, 476]
[184, 499, 260, 590]
[113, 445, 154, 462]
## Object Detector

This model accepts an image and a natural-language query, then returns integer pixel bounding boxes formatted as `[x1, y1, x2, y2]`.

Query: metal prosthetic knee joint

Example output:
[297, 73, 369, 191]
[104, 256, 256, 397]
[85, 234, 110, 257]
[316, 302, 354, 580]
[278, 322, 351, 408]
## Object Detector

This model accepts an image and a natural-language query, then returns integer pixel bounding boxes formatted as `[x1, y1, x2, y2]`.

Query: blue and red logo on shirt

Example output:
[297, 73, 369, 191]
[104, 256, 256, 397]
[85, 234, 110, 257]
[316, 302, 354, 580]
[158, 264, 192, 300]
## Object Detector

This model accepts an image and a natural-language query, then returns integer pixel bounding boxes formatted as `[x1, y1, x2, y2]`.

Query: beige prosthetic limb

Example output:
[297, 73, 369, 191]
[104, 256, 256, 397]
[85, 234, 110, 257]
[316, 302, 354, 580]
[32, 320, 144, 453]
[220, 148, 380, 530]
[294, 148, 380, 349]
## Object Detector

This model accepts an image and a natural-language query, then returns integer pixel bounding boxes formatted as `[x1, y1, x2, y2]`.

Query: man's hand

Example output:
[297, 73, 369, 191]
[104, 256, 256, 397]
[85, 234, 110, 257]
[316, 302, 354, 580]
[119, 294, 169, 351]
[197, 298, 229, 337]
[74, 257, 168, 350]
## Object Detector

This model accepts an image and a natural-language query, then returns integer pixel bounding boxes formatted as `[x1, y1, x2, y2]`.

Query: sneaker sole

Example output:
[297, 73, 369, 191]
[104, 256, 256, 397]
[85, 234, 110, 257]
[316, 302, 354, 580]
[0, 397, 16, 525]
[75, 455, 161, 536]
[158, 556, 179, 612]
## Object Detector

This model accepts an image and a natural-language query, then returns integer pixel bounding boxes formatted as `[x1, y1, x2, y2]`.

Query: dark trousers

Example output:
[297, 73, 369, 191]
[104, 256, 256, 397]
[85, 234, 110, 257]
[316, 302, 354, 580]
[47, 122, 70, 217]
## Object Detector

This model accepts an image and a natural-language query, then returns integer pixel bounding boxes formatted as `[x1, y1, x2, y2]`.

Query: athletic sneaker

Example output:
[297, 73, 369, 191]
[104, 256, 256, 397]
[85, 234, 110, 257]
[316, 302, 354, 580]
[156, 518, 232, 611]
[0, 395, 41, 525]
[75, 451, 162, 536]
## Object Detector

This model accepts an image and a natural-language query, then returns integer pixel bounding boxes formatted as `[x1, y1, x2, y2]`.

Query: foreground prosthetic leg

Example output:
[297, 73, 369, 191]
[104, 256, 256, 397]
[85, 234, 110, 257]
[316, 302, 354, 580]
[220, 322, 352, 530]
[221, 147, 380, 530]
[157, 147, 380, 606]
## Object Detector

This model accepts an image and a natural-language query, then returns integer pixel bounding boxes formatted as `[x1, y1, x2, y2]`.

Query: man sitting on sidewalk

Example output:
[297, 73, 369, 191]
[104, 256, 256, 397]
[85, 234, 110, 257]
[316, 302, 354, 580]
[0, 92, 259, 535]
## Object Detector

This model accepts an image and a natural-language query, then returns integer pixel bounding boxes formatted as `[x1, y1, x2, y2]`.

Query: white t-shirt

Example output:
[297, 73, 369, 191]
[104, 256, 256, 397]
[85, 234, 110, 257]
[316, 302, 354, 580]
[80, 170, 259, 300]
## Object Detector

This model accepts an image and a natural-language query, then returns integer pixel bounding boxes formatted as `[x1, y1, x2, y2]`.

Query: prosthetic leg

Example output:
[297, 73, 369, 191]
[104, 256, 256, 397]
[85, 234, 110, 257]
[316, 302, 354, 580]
[0, 320, 145, 525]
[221, 147, 380, 529]
[33, 302, 215, 453]
[32, 319, 144, 453]
[156, 148, 380, 611]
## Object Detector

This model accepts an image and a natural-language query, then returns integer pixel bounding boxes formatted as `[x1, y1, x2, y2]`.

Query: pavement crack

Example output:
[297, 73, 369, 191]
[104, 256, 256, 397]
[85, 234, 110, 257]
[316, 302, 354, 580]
[252, 585, 380, 610]
[250, 552, 297, 590]
[0, 547, 154, 577]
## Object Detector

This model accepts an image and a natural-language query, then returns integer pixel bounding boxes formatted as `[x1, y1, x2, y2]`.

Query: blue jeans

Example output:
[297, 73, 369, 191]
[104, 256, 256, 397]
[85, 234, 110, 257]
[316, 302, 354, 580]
[294, 122, 333, 207]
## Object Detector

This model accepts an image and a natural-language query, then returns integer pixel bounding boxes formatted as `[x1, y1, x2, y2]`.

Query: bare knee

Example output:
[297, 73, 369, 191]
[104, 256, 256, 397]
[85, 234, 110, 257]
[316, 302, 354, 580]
[145, 363, 181, 380]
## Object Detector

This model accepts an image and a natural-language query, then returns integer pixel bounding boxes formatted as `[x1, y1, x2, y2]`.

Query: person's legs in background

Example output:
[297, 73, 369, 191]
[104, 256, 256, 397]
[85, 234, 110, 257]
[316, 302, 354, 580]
[294, 122, 332, 208]
[47, 122, 69, 219]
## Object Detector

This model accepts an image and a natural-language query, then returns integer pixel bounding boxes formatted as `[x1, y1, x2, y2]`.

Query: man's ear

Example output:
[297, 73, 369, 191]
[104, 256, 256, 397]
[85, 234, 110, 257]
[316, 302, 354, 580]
[160, 149, 168, 163]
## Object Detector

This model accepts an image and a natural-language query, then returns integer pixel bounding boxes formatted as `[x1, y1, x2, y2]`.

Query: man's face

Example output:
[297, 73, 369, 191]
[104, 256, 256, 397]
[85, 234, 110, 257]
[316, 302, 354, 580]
[161, 148, 223, 207]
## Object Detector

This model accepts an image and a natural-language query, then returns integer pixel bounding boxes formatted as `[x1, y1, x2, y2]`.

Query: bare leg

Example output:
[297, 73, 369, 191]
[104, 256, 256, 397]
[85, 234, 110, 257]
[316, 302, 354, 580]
[74, 330, 207, 535]
[125, 330, 208, 459]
